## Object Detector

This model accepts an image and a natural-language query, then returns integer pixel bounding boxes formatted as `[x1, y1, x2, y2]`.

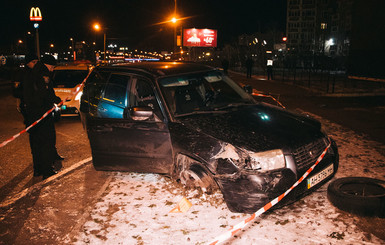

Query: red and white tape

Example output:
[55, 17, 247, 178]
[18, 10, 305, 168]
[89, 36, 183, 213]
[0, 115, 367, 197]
[0, 101, 63, 148]
[252, 92, 286, 109]
[208, 142, 331, 245]
[0, 68, 93, 148]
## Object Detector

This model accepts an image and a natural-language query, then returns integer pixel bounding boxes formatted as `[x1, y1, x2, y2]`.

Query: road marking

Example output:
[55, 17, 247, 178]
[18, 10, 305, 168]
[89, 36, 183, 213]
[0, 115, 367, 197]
[0, 157, 92, 208]
[62, 174, 113, 243]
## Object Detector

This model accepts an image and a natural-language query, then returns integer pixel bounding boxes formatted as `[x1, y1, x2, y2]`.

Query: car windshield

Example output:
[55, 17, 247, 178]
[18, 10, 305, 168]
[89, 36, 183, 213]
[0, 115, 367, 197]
[52, 69, 89, 88]
[159, 71, 255, 117]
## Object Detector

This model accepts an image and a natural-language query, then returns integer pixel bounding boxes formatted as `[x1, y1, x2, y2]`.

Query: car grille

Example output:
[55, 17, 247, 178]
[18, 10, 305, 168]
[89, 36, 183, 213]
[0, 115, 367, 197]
[292, 137, 328, 171]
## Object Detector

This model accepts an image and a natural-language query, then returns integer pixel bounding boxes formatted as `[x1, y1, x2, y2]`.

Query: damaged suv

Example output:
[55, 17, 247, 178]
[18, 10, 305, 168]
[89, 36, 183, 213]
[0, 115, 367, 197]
[80, 62, 339, 213]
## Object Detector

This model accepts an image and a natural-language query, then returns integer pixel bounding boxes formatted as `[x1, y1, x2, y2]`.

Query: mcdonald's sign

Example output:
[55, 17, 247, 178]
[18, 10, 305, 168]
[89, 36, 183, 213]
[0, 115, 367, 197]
[30, 7, 42, 21]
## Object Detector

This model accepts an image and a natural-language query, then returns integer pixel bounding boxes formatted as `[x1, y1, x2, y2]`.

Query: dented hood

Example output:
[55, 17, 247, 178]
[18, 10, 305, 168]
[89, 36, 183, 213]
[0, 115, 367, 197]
[177, 104, 323, 152]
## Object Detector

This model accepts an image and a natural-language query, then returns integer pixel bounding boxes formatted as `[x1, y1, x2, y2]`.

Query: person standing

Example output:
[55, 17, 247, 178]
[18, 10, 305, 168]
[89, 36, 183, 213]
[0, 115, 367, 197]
[267, 59, 274, 80]
[12, 54, 39, 121]
[221, 59, 229, 74]
[23, 55, 62, 178]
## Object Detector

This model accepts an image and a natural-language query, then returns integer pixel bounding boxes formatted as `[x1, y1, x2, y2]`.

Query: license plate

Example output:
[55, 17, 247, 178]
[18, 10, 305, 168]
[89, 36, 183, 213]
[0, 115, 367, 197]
[307, 164, 334, 189]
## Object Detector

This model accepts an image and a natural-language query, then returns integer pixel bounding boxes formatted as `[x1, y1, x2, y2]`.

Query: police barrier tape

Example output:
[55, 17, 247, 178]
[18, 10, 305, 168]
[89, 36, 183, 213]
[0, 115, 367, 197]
[208, 141, 331, 245]
[238, 82, 286, 109]
[0, 68, 93, 148]
[252, 92, 286, 109]
[0, 101, 63, 148]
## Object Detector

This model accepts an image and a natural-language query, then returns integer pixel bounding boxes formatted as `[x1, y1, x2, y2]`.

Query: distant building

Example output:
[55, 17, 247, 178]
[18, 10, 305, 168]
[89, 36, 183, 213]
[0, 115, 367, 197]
[286, 0, 385, 78]
[286, 0, 353, 56]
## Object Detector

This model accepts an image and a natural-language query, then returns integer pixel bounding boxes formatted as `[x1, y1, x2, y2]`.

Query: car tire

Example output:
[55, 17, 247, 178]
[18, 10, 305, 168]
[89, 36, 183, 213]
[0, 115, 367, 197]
[327, 177, 385, 218]
[176, 154, 216, 194]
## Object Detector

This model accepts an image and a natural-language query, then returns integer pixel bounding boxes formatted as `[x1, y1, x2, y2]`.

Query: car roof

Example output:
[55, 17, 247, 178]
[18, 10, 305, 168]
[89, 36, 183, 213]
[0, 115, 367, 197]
[96, 61, 216, 77]
[54, 64, 90, 71]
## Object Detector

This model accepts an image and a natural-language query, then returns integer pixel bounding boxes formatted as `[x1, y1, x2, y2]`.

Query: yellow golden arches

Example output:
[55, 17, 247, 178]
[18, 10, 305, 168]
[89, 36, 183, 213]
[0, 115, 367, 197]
[30, 7, 42, 21]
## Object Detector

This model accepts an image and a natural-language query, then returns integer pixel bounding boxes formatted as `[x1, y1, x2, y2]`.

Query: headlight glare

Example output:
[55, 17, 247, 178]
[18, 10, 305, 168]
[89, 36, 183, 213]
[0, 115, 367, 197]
[75, 91, 83, 101]
[246, 149, 285, 171]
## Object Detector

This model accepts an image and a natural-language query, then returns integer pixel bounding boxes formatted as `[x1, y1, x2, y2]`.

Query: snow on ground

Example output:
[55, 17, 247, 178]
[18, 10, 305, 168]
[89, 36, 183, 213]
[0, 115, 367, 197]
[68, 114, 385, 245]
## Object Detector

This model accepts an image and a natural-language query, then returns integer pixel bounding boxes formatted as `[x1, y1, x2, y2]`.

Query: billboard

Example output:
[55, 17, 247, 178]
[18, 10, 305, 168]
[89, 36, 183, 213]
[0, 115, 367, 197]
[183, 29, 217, 47]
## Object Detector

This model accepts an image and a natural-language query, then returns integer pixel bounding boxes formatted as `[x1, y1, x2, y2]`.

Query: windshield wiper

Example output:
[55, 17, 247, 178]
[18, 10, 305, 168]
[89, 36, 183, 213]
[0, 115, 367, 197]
[174, 110, 227, 118]
[213, 102, 253, 110]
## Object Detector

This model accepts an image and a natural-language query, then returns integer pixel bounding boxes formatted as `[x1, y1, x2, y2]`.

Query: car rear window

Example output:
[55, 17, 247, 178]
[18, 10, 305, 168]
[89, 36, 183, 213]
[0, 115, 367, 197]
[53, 70, 89, 88]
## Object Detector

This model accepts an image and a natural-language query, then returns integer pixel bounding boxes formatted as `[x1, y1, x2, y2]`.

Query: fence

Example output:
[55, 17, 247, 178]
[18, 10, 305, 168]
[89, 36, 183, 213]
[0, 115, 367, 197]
[233, 66, 385, 95]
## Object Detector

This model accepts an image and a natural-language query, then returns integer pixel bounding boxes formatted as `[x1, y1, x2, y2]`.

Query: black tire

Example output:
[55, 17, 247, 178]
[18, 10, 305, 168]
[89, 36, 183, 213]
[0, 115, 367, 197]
[176, 154, 216, 194]
[327, 177, 385, 218]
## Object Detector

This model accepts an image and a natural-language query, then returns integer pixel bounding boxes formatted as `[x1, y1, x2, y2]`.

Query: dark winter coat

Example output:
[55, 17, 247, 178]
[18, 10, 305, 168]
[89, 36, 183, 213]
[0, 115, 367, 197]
[23, 62, 61, 124]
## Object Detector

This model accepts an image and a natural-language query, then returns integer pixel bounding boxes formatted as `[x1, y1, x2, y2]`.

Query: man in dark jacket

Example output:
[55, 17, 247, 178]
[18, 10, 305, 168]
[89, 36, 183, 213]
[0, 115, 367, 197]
[23, 55, 62, 178]
[12, 54, 39, 120]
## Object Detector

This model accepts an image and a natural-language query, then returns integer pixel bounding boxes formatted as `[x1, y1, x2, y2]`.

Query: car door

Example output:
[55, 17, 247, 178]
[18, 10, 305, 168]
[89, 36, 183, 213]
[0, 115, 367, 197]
[87, 73, 173, 174]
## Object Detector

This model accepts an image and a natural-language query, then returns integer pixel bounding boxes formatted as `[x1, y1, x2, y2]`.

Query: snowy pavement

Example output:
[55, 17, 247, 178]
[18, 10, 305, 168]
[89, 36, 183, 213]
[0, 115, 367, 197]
[67, 113, 385, 245]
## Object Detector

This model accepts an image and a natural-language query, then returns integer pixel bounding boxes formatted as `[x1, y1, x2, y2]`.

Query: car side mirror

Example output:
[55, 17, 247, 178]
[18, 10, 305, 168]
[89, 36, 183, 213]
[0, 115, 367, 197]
[129, 106, 154, 121]
[243, 85, 252, 94]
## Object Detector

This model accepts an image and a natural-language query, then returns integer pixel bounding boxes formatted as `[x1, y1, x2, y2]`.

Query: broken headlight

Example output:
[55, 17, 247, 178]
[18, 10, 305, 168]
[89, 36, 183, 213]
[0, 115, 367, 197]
[213, 143, 286, 171]
[245, 149, 286, 171]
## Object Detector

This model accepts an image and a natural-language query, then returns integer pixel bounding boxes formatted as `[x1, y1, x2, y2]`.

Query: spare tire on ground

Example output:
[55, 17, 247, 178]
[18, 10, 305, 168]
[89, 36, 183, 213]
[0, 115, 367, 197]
[327, 177, 385, 218]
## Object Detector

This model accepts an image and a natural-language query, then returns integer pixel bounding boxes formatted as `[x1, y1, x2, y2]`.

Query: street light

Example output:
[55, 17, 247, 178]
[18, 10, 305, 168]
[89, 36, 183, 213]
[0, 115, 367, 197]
[49, 43, 54, 54]
[69, 38, 75, 60]
[93, 23, 106, 62]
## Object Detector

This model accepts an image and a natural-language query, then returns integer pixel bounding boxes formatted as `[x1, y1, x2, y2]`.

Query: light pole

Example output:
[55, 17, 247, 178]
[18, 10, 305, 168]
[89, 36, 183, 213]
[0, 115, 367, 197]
[30, 7, 42, 59]
[171, 17, 178, 54]
[93, 23, 106, 62]
[70, 38, 75, 61]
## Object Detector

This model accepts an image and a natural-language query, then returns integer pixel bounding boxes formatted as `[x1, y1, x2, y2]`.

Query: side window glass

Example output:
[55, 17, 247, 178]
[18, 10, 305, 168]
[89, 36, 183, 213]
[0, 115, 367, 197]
[103, 74, 128, 107]
[131, 78, 163, 121]
[97, 74, 129, 119]
[82, 71, 109, 115]
[85, 71, 109, 99]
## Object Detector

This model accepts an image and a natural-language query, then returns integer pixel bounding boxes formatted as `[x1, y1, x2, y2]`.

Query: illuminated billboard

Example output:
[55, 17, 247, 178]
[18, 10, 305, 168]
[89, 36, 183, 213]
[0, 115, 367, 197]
[183, 29, 217, 47]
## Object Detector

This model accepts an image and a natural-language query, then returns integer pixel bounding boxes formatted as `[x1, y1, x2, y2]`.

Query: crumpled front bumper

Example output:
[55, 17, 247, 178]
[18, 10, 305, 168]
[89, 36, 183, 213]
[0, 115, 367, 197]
[214, 140, 339, 213]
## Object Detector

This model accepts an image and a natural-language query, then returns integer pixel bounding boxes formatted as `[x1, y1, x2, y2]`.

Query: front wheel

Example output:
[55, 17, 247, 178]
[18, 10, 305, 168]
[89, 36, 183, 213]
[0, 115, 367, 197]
[327, 177, 385, 218]
[176, 154, 216, 194]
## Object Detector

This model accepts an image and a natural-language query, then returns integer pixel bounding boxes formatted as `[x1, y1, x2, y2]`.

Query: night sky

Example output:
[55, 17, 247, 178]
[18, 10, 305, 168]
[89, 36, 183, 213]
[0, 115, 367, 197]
[0, 0, 286, 52]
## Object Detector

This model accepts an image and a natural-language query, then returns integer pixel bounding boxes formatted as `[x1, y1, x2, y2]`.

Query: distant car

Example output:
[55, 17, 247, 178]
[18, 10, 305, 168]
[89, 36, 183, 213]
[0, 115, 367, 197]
[80, 62, 339, 213]
[52, 64, 91, 116]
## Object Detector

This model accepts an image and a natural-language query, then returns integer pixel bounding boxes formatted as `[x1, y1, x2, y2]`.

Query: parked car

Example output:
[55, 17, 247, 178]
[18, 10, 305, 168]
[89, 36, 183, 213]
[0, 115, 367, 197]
[52, 63, 91, 116]
[80, 62, 339, 213]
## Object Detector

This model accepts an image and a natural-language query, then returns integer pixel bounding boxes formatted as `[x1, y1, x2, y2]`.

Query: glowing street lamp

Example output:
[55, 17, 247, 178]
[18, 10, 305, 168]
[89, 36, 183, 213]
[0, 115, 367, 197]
[49, 43, 54, 54]
[93, 22, 106, 62]
[170, 17, 179, 53]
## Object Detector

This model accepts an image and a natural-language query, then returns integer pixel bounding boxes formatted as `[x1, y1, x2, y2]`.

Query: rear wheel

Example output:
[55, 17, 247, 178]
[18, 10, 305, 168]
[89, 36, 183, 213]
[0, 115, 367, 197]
[176, 154, 216, 194]
[327, 177, 385, 218]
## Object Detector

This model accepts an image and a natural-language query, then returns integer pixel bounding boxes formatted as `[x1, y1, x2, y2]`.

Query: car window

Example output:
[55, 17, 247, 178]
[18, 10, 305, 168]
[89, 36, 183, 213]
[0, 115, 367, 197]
[86, 71, 110, 100]
[96, 74, 130, 118]
[52, 69, 89, 88]
[103, 74, 129, 106]
[131, 77, 163, 121]
[82, 71, 110, 116]
[159, 71, 254, 116]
